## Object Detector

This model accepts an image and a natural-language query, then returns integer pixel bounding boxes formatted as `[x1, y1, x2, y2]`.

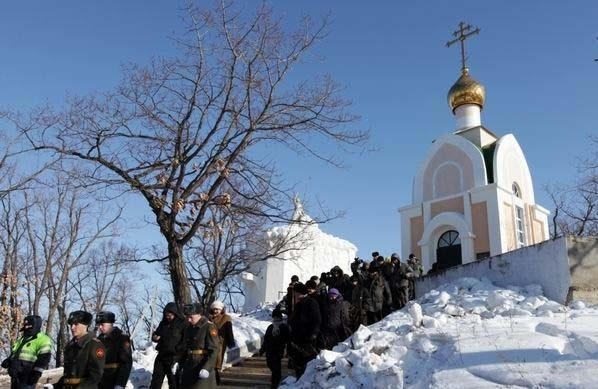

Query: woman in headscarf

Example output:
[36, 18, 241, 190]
[208, 300, 235, 385]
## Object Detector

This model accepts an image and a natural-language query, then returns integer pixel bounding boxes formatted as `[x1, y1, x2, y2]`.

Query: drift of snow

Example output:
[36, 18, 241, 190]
[277, 277, 598, 389]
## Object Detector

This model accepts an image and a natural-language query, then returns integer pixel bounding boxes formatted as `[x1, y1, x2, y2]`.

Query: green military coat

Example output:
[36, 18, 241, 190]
[60, 332, 106, 389]
[179, 318, 219, 389]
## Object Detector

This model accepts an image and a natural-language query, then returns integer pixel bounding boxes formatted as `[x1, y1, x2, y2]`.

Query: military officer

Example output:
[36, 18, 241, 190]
[172, 303, 219, 389]
[59, 310, 106, 389]
[96, 311, 132, 389]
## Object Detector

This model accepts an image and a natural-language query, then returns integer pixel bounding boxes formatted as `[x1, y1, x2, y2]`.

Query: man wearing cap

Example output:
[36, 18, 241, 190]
[175, 303, 219, 389]
[208, 300, 235, 385]
[1, 315, 52, 389]
[96, 311, 132, 389]
[59, 310, 105, 389]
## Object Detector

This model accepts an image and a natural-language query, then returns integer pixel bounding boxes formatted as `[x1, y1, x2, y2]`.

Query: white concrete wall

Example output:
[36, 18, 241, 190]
[415, 236, 572, 303]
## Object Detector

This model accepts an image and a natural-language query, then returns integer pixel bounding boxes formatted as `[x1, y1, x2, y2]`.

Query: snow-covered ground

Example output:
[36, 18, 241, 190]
[279, 277, 598, 389]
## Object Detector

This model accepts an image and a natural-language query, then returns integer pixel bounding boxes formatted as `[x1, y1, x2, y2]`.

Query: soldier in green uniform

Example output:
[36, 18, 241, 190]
[1, 315, 52, 389]
[95, 311, 132, 389]
[171, 303, 219, 389]
[58, 310, 106, 389]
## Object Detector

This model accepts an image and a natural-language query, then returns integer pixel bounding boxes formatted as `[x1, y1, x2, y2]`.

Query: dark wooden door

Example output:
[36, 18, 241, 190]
[436, 230, 462, 269]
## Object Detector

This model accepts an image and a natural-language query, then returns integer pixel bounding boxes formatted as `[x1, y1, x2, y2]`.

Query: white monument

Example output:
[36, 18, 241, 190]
[241, 196, 357, 310]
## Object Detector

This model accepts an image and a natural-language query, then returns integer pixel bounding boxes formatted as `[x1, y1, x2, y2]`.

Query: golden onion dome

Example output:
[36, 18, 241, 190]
[447, 68, 485, 113]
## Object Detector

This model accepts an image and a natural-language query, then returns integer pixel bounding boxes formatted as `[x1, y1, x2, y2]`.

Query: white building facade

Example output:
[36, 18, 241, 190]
[399, 68, 550, 273]
[241, 198, 357, 311]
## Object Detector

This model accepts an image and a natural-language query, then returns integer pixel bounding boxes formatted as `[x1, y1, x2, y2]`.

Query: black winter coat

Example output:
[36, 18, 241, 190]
[289, 295, 321, 344]
[97, 327, 132, 389]
[319, 298, 351, 350]
[368, 276, 392, 312]
[259, 321, 291, 362]
[153, 317, 186, 358]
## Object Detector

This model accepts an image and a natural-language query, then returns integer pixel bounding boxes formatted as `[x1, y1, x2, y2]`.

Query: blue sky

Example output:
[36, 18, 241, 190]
[1, 1, 597, 259]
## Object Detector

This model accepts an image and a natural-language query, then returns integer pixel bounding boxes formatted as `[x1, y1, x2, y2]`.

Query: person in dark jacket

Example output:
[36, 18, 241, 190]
[288, 282, 321, 378]
[150, 302, 186, 389]
[328, 266, 352, 300]
[366, 265, 392, 325]
[174, 303, 219, 389]
[96, 311, 132, 389]
[58, 310, 106, 389]
[2, 315, 52, 389]
[348, 275, 370, 331]
[392, 257, 414, 309]
[208, 300, 235, 385]
[283, 275, 300, 317]
[318, 288, 351, 350]
[259, 308, 291, 389]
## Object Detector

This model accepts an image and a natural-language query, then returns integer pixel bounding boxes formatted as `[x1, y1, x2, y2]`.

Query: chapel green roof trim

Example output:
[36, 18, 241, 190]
[481, 142, 496, 184]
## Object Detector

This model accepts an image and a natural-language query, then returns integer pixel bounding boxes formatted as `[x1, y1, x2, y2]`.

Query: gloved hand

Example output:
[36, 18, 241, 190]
[170, 362, 179, 376]
[198, 369, 209, 379]
[114, 386, 125, 389]
[1, 358, 9, 369]
[27, 371, 42, 385]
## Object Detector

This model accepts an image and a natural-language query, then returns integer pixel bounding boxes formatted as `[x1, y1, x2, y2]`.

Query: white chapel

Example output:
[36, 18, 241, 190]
[399, 28, 549, 272]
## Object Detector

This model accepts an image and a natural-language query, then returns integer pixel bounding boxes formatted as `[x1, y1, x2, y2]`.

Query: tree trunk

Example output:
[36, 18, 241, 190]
[168, 241, 191, 305]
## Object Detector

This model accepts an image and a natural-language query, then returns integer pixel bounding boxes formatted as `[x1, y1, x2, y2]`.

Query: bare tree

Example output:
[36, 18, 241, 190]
[70, 240, 137, 314]
[12, 1, 367, 304]
[0, 192, 28, 350]
[185, 190, 310, 310]
[547, 135, 598, 237]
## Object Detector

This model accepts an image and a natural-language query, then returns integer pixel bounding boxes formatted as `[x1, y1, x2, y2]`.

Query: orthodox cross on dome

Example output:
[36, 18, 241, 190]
[446, 21, 480, 72]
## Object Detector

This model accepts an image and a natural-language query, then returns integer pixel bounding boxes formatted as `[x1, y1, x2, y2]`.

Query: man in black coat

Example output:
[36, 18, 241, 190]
[149, 302, 186, 389]
[96, 311, 132, 389]
[288, 282, 321, 378]
[259, 308, 291, 389]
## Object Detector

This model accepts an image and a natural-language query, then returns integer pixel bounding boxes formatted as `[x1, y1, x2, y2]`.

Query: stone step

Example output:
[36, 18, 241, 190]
[219, 375, 271, 387]
[220, 355, 294, 388]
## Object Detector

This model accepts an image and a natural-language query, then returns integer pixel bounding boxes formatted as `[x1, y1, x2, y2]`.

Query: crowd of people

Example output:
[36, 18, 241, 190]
[1, 300, 235, 389]
[1, 252, 423, 389]
[258, 251, 423, 387]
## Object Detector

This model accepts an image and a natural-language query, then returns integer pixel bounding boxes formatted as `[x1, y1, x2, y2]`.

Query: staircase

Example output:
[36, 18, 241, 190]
[219, 355, 294, 388]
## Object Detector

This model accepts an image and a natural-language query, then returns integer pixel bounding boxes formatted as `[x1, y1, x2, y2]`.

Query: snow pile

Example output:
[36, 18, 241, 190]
[280, 277, 598, 389]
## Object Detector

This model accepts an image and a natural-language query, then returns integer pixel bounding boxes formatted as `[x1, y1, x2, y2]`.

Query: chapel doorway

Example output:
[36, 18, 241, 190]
[436, 230, 462, 269]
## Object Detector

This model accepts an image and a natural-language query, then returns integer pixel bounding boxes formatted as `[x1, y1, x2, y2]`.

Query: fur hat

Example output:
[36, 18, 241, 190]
[210, 300, 225, 310]
[95, 311, 116, 324]
[391, 252, 400, 260]
[272, 308, 283, 319]
[183, 303, 203, 315]
[68, 310, 93, 326]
